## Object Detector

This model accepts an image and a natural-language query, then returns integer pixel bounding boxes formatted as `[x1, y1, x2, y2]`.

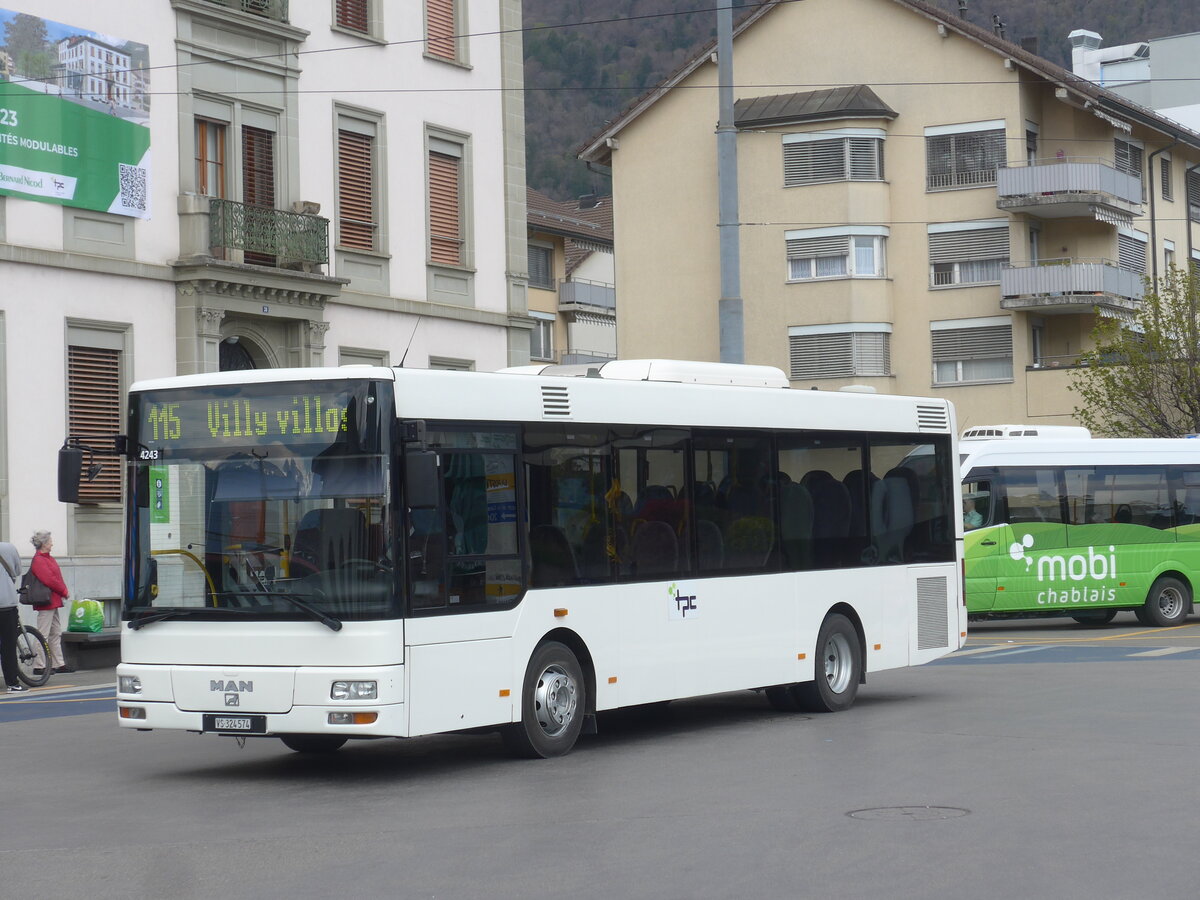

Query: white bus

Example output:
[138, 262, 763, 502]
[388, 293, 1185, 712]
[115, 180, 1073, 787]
[962, 438, 1200, 625]
[74, 361, 965, 757]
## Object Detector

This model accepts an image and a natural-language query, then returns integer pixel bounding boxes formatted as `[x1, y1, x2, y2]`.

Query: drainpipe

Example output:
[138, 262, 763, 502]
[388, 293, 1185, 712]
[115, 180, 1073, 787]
[716, 0, 743, 364]
[1147, 140, 1177, 287]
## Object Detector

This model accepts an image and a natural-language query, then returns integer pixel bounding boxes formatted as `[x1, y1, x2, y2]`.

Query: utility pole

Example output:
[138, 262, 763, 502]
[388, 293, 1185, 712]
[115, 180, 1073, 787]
[716, 0, 744, 363]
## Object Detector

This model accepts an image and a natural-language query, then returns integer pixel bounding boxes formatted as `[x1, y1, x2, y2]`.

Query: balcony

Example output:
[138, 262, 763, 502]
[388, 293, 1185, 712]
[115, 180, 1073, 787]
[996, 158, 1142, 225]
[1000, 258, 1142, 316]
[203, 0, 288, 21]
[209, 198, 329, 271]
[559, 278, 616, 313]
[560, 349, 618, 366]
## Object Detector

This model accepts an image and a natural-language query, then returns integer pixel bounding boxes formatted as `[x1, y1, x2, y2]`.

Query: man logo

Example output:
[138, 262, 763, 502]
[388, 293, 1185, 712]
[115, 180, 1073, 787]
[225, 693, 240, 707]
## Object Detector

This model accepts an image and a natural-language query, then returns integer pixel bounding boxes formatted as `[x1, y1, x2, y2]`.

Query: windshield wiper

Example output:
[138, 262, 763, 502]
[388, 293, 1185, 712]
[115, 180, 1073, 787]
[128, 594, 342, 632]
[217, 590, 344, 632]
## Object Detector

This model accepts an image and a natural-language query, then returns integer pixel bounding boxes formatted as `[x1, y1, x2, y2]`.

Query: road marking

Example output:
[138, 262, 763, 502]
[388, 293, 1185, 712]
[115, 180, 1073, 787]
[1126, 647, 1197, 658]
[975, 645, 1051, 658]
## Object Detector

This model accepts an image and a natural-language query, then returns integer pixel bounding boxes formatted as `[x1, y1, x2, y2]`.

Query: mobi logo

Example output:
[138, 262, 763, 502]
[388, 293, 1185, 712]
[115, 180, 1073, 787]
[1009, 534, 1119, 606]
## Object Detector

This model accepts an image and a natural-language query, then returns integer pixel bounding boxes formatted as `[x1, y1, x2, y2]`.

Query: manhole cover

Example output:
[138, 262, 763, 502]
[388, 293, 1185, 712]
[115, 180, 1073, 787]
[846, 806, 969, 821]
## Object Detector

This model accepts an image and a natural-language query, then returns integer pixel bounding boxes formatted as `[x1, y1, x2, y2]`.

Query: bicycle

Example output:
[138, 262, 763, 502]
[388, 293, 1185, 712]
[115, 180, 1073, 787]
[15, 619, 51, 688]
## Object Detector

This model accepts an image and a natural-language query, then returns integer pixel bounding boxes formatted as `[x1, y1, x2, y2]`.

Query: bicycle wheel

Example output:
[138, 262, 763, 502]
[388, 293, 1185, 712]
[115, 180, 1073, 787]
[16, 626, 51, 687]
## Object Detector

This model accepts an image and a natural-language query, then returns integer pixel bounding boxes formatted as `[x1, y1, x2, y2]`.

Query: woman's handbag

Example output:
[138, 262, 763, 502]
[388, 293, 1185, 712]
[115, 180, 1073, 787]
[19, 570, 52, 607]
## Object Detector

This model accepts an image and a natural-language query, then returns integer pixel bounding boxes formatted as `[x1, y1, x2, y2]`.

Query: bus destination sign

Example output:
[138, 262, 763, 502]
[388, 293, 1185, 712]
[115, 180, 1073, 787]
[139, 391, 355, 451]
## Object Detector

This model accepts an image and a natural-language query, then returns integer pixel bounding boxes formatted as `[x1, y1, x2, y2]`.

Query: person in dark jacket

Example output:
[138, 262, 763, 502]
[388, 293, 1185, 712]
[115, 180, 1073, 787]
[30, 531, 72, 674]
[0, 540, 25, 691]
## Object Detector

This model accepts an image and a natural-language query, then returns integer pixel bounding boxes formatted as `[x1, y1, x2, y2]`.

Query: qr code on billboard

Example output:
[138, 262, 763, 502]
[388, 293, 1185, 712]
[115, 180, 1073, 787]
[118, 163, 147, 212]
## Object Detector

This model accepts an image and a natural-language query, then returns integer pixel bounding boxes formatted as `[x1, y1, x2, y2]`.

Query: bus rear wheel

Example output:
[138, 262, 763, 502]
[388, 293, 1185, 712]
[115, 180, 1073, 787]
[1140, 576, 1190, 627]
[280, 734, 347, 754]
[502, 641, 585, 759]
[793, 614, 861, 713]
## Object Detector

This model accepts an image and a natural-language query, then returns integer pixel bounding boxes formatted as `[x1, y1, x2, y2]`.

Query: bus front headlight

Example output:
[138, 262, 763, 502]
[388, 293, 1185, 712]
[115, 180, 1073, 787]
[330, 680, 377, 701]
[119, 675, 143, 695]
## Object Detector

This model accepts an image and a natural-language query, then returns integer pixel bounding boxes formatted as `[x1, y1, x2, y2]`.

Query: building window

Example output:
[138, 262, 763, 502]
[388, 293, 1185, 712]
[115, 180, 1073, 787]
[429, 356, 474, 371]
[530, 315, 554, 361]
[241, 125, 276, 209]
[195, 118, 226, 198]
[786, 227, 887, 281]
[528, 244, 553, 289]
[931, 317, 1013, 385]
[788, 324, 891, 379]
[1114, 138, 1144, 181]
[1165, 241, 1176, 272]
[337, 122, 378, 251]
[928, 220, 1009, 287]
[428, 138, 464, 266]
[426, 0, 460, 62]
[68, 344, 122, 503]
[1188, 169, 1200, 223]
[1117, 228, 1148, 273]
[1161, 156, 1173, 201]
[783, 129, 884, 186]
[335, 0, 370, 33]
[925, 121, 1006, 190]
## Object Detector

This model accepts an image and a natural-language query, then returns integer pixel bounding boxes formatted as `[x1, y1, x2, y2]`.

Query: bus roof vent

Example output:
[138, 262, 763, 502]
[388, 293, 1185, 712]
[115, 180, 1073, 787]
[541, 384, 571, 419]
[916, 403, 949, 432]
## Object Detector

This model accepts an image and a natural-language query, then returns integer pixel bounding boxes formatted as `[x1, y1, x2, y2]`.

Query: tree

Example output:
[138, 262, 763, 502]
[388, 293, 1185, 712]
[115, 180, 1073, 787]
[3, 13, 52, 80]
[1070, 268, 1200, 437]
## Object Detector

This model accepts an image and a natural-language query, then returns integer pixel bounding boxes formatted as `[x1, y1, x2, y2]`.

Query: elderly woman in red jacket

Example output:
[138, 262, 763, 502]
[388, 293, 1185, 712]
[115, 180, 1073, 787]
[30, 531, 72, 674]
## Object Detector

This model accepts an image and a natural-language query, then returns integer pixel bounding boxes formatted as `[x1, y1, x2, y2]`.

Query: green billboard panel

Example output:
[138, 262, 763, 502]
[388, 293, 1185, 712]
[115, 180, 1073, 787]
[0, 10, 150, 218]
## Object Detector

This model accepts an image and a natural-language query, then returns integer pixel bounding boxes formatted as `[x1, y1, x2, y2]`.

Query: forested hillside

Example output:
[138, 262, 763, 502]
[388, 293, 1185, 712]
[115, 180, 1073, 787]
[522, 0, 1200, 202]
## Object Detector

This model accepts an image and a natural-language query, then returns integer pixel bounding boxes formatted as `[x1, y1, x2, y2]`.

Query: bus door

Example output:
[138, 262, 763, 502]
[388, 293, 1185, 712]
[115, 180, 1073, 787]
[961, 472, 999, 611]
[1065, 465, 1175, 607]
[993, 467, 1069, 613]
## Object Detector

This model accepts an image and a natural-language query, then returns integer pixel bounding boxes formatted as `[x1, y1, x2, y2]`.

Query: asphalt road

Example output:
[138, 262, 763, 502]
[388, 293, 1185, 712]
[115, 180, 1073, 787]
[3, 611, 1199, 899]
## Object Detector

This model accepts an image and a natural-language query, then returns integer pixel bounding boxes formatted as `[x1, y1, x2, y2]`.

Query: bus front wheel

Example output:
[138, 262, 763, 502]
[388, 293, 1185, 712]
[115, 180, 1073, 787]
[793, 614, 862, 713]
[1140, 576, 1190, 627]
[502, 641, 586, 759]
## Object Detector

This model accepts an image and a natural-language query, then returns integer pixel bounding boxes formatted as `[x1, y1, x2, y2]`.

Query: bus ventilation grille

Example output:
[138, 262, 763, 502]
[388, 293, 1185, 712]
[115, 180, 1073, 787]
[541, 384, 571, 418]
[916, 576, 949, 650]
[916, 403, 949, 432]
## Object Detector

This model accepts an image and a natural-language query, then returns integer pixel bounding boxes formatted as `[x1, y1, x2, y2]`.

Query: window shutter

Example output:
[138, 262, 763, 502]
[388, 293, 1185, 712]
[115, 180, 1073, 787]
[790, 332, 853, 379]
[1114, 139, 1143, 179]
[68, 346, 121, 504]
[1187, 170, 1200, 222]
[1161, 157, 1173, 201]
[848, 138, 882, 180]
[426, 0, 456, 60]
[241, 126, 275, 208]
[928, 227, 1009, 263]
[337, 129, 375, 251]
[429, 150, 462, 265]
[783, 139, 846, 185]
[931, 325, 1012, 362]
[1117, 233, 1147, 273]
[335, 0, 369, 33]
[786, 234, 850, 259]
[528, 245, 552, 287]
[852, 332, 890, 375]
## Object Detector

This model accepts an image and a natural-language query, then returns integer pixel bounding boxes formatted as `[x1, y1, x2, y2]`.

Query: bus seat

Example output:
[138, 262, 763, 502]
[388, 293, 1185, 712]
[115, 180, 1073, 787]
[697, 518, 724, 570]
[530, 524, 580, 587]
[842, 469, 879, 537]
[724, 516, 773, 569]
[631, 520, 677, 577]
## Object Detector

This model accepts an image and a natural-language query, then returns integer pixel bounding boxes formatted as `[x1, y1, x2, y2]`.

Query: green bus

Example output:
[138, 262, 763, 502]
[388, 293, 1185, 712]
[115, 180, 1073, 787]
[962, 438, 1200, 626]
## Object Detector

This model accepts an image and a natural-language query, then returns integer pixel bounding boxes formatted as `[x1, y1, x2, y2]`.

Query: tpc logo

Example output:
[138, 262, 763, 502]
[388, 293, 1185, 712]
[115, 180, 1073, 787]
[667, 582, 697, 620]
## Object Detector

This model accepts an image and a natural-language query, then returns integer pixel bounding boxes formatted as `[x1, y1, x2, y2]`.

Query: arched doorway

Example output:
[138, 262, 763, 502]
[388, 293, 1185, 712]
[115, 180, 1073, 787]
[219, 337, 257, 371]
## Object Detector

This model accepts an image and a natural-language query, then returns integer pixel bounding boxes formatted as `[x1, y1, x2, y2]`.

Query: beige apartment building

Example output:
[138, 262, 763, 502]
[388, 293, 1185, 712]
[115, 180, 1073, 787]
[579, 0, 1200, 431]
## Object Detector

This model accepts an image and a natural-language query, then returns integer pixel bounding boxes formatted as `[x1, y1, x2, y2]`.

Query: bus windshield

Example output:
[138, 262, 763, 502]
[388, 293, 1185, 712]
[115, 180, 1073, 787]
[127, 379, 396, 622]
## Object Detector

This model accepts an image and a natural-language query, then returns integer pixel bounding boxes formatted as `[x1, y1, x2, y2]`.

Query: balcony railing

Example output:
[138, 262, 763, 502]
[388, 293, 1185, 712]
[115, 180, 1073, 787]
[203, 0, 288, 21]
[1000, 258, 1143, 314]
[559, 278, 616, 310]
[560, 349, 618, 366]
[209, 198, 329, 270]
[997, 157, 1142, 219]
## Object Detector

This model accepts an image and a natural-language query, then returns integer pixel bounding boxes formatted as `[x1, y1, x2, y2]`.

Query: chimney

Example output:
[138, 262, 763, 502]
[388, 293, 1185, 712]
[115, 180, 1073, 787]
[1068, 29, 1103, 77]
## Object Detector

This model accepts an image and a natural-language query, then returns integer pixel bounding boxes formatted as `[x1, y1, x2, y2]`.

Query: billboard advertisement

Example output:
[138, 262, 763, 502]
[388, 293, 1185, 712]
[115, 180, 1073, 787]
[0, 10, 150, 219]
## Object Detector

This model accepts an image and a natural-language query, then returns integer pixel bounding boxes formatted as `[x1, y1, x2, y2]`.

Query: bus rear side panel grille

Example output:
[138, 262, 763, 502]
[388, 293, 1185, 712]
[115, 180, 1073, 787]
[541, 385, 571, 418]
[916, 403, 949, 432]
[916, 576, 949, 650]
